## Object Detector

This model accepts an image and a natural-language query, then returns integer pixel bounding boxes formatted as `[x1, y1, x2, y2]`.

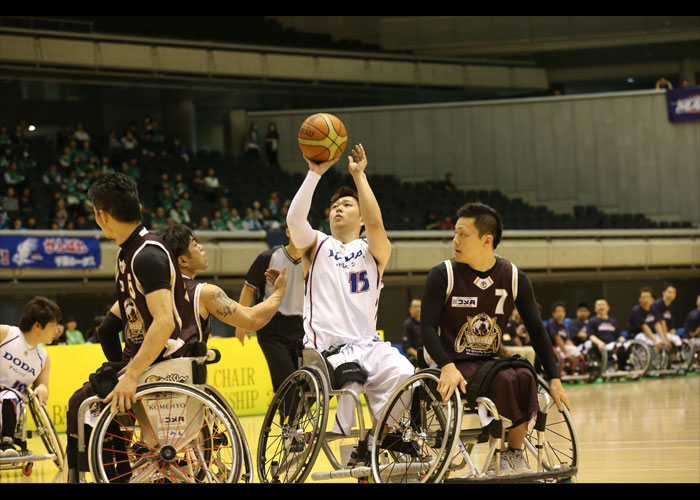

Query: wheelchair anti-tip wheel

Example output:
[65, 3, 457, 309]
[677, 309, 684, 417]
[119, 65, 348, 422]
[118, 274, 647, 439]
[87, 382, 242, 483]
[371, 369, 461, 483]
[257, 366, 329, 483]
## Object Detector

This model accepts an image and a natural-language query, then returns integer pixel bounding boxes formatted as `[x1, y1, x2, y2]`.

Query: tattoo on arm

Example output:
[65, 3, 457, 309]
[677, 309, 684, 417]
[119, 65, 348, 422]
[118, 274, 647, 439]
[212, 289, 238, 317]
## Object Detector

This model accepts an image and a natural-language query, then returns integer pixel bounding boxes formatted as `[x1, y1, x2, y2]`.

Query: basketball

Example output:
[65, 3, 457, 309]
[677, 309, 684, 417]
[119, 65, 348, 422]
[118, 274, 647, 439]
[298, 113, 348, 162]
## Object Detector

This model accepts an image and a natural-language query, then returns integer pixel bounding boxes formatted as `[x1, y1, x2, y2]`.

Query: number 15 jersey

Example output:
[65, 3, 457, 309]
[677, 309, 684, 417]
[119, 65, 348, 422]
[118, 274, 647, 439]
[303, 231, 382, 352]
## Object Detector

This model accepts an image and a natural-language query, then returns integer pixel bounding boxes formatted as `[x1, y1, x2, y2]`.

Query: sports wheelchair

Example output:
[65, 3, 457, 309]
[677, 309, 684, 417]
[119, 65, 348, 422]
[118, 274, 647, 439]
[583, 339, 653, 381]
[0, 386, 65, 476]
[257, 348, 380, 483]
[74, 344, 252, 483]
[632, 334, 695, 377]
[368, 357, 580, 483]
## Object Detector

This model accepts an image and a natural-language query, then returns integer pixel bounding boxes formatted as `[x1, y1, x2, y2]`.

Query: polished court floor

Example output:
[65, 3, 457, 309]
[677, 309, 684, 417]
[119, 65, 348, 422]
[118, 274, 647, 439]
[2, 374, 698, 484]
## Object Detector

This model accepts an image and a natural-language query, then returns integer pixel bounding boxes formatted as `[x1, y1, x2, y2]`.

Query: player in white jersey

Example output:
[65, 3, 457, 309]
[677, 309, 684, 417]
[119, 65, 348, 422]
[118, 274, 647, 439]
[286, 143, 414, 464]
[0, 296, 62, 457]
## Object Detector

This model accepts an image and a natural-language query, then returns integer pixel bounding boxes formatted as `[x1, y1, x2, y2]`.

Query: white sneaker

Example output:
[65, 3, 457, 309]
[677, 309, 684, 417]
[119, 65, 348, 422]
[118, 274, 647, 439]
[0, 445, 20, 458]
[502, 448, 530, 474]
[486, 451, 513, 476]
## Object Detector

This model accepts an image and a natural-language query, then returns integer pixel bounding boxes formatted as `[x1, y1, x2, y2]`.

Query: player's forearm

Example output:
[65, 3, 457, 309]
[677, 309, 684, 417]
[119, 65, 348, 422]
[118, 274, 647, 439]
[245, 289, 285, 331]
[352, 171, 384, 230]
[123, 316, 174, 380]
[287, 170, 320, 249]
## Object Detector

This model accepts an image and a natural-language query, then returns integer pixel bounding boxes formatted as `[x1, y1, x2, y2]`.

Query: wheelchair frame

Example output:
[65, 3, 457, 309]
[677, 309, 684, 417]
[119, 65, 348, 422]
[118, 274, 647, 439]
[370, 368, 580, 483]
[75, 348, 253, 483]
[0, 386, 65, 477]
[256, 348, 375, 483]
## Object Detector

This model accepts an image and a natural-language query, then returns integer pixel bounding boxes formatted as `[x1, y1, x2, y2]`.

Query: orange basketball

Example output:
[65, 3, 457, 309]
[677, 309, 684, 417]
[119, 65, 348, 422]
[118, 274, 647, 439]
[298, 113, 348, 162]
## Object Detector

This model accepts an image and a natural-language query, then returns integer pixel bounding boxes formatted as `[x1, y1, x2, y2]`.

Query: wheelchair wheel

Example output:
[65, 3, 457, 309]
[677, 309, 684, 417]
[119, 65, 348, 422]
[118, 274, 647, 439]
[88, 382, 241, 483]
[257, 366, 329, 483]
[670, 339, 695, 374]
[203, 385, 253, 483]
[371, 369, 461, 483]
[524, 376, 579, 477]
[26, 391, 65, 471]
[626, 340, 652, 375]
[649, 346, 670, 372]
[584, 347, 603, 382]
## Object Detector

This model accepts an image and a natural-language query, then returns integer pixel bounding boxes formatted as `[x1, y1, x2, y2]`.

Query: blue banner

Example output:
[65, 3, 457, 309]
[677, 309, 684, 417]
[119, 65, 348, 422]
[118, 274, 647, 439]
[666, 87, 700, 122]
[0, 235, 101, 269]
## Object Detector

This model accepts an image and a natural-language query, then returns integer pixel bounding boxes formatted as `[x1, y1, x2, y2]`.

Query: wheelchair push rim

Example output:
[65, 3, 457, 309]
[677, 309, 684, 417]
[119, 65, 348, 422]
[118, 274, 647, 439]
[87, 382, 241, 483]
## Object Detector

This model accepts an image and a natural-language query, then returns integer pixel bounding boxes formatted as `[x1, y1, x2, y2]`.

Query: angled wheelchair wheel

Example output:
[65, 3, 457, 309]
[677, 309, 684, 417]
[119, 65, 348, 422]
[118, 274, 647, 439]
[524, 376, 579, 477]
[26, 390, 65, 471]
[670, 339, 695, 374]
[626, 340, 652, 375]
[257, 367, 329, 483]
[87, 382, 242, 483]
[649, 345, 670, 372]
[371, 369, 461, 483]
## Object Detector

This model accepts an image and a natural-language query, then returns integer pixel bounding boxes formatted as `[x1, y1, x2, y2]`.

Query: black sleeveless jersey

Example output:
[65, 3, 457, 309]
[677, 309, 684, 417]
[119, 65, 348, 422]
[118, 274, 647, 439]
[183, 275, 212, 344]
[116, 226, 199, 360]
[436, 256, 519, 361]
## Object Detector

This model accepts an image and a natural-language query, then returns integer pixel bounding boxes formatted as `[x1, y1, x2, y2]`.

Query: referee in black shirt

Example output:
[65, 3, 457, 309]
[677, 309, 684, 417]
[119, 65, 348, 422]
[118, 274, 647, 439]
[237, 229, 305, 392]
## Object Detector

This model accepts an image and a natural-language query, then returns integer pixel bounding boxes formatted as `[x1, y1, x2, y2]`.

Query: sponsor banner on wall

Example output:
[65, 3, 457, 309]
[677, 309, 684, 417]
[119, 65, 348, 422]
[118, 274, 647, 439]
[666, 87, 700, 122]
[0, 235, 101, 269]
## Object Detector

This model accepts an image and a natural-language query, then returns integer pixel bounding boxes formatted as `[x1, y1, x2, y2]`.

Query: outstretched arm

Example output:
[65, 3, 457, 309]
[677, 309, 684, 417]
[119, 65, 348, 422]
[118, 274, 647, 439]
[348, 144, 391, 275]
[202, 268, 287, 332]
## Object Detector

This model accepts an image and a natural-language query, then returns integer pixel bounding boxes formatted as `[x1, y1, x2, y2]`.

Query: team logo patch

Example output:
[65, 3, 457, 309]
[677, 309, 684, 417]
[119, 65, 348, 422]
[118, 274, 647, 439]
[473, 277, 494, 290]
[124, 298, 145, 340]
[454, 312, 501, 355]
[452, 296, 478, 308]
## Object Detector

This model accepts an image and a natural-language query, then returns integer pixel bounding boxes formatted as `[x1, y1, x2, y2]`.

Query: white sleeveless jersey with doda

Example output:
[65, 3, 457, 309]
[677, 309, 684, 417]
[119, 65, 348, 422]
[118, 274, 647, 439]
[0, 326, 47, 393]
[303, 231, 382, 352]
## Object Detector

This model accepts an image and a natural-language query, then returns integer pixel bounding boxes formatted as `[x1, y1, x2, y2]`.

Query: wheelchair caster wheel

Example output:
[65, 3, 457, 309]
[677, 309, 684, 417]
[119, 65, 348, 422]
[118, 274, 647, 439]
[22, 462, 33, 476]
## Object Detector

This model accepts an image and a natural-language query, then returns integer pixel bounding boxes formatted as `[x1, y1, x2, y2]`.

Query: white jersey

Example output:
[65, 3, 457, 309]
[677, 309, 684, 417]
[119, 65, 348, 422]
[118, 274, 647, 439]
[0, 326, 47, 393]
[303, 231, 382, 352]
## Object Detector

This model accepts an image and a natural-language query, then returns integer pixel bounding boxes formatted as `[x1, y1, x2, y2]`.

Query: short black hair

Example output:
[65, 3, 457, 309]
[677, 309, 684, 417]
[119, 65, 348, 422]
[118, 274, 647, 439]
[551, 300, 566, 313]
[456, 202, 503, 249]
[330, 185, 359, 208]
[577, 302, 590, 310]
[639, 286, 654, 297]
[87, 172, 141, 223]
[18, 296, 62, 333]
[157, 223, 195, 259]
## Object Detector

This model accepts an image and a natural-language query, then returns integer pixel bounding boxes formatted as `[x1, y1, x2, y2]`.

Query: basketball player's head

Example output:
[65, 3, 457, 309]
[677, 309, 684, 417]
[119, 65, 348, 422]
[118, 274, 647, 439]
[19, 296, 62, 342]
[551, 301, 567, 322]
[453, 202, 503, 263]
[329, 186, 363, 238]
[638, 287, 654, 308]
[661, 284, 676, 303]
[88, 172, 141, 237]
[158, 223, 208, 277]
[594, 299, 610, 317]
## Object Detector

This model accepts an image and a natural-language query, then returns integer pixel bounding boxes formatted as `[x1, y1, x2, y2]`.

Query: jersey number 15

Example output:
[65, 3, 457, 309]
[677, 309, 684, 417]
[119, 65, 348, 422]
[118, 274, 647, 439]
[349, 271, 370, 294]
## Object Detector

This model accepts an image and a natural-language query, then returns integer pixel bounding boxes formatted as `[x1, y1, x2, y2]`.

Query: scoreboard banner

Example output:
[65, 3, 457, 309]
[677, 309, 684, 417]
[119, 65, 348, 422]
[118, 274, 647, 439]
[0, 234, 101, 269]
[666, 87, 700, 123]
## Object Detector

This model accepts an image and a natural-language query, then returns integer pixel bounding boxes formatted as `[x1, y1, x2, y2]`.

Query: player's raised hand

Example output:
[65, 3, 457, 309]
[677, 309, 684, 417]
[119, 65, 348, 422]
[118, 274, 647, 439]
[348, 144, 367, 176]
[304, 155, 340, 177]
[270, 267, 288, 293]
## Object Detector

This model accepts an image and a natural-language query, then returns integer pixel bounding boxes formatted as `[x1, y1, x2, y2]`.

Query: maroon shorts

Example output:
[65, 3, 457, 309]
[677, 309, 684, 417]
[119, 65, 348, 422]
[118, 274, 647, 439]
[455, 359, 539, 428]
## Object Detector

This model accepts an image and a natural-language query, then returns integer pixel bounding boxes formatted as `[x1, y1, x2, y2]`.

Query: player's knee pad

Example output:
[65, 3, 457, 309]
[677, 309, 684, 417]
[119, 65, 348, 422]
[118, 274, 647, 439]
[333, 362, 368, 390]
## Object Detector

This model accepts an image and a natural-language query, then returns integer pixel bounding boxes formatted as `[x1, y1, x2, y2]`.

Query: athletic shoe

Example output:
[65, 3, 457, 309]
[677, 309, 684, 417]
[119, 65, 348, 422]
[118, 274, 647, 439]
[0, 445, 19, 458]
[486, 451, 513, 476]
[503, 448, 530, 474]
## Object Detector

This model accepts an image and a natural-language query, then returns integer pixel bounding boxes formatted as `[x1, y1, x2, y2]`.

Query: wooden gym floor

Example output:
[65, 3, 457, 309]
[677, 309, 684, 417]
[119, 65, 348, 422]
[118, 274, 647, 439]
[2, 374, 698, 484]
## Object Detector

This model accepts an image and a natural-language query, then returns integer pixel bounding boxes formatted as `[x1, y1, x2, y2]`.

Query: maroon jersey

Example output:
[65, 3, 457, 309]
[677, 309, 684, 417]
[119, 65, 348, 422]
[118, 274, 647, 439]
[116, 227, 199, 360]
[183, 275, 212, 344]
[436, 256, 519, 361]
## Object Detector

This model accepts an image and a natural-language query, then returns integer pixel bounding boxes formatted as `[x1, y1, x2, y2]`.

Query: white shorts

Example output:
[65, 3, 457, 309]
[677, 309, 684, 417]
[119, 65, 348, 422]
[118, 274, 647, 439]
[555, 344, 582, 359]
[325, 341, 415, 436]
[634, 332, 682, 347]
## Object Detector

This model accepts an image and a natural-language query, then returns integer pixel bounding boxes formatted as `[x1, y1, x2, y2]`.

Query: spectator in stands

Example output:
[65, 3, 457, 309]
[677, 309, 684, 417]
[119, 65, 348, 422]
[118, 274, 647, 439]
[73, 123, 91, 143]
[170, 138, 189, 162]
[260, 207, 281, 231]
[151, 206, 167, 228]
[211, 210, 227, 231]
[24, 216, 38, 230]
[42, 163, 63, 187]
[18, 187, 36, 217]
[655, 77, 673, 90]
[12, 218, 25, 230]
[242, 206, 262, 231]
[191, 168, 207, 193]
[226, 208, 245, 231]
[64, 317, 85, 345]
[18, 144, 37, 170]
[251, 200, 263, 220]
[1, 186, 20, 215]
[0, 125, 12, 147]
[179, 190, 193, 213]
[204, 168, 226, 197]
[0, 209, 8, 229]
[53, 208, 69, 230]
[264, 122, 280, 168]
[268, 190, 280, 216]
[568, 302, 591, 346]
[3, 162, 25, 187]
[424, 210, 441, 230]
[400, 299, 422, 364]
[198, 216, 212, 231]
[158, 186, 175, 211]
[121, 129, 138, 154]
[85, 315, 105, 344]
[1, 146, 14, 168]
[441, 171, 456, 191]
[169, 199, 191, 226]
[440, 215, 455, 231]
[243, 122, 261, 162]
[58, 146, 73, 169]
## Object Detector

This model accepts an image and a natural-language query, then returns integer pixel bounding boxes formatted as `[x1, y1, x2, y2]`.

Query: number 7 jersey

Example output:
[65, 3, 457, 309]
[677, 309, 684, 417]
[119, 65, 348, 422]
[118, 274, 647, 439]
[303, 231, 382, 352]
[437, 256, 519, 360]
